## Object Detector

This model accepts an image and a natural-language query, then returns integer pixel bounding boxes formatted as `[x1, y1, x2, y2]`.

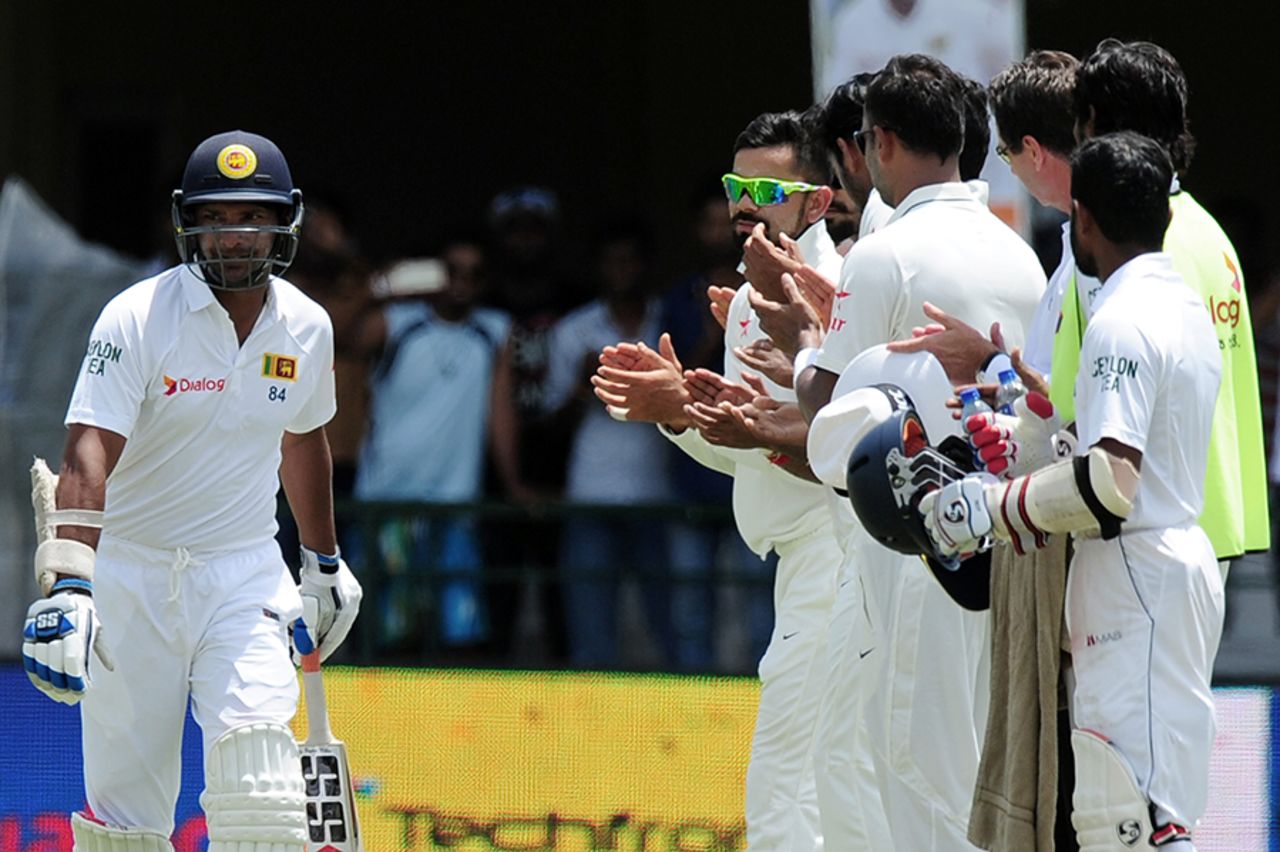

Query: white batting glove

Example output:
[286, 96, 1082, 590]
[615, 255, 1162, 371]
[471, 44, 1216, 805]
[23, 579, 115, 704]
[965, 392, 1075, 480]
[918, 473, 999, 557]
[291, 547, 362, 664]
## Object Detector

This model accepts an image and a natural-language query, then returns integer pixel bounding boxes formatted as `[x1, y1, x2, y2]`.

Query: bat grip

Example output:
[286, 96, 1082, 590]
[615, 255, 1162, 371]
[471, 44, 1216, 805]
[301, 652, 334, 744]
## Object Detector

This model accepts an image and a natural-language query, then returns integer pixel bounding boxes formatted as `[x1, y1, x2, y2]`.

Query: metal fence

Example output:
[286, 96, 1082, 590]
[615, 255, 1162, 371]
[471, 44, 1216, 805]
[319, 498, 775, 673]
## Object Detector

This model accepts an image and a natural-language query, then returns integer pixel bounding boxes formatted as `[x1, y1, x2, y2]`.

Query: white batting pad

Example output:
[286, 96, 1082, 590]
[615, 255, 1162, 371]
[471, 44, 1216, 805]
[71, 812, 173, 851]
[201, 722, 307, 851]
[1071, 728, 1154, 851]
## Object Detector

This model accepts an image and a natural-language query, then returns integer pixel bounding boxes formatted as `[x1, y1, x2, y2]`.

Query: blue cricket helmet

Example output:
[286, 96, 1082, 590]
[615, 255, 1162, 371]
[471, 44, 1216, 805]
[171, 130, 304, 289]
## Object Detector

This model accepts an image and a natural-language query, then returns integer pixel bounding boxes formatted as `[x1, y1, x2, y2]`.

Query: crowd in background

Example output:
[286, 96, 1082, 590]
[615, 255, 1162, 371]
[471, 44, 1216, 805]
[220, 145, 1280, 674]
[261, 181, 789, 670]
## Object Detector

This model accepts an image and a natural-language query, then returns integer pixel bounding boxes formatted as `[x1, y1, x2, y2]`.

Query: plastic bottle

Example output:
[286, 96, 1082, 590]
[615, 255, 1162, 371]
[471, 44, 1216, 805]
[959, 387, 992, 468]
[994, 368, 1026, 416]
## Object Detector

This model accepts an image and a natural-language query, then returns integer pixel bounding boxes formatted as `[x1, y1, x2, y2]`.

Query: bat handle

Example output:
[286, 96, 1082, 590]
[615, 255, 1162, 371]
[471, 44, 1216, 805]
[301, 651, 334, 744]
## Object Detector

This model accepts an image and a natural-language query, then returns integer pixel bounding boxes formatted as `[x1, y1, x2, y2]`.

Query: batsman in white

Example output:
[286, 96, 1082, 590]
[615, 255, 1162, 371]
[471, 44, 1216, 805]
[921, 133, 1223, 850]
[21, 130, 362, 851]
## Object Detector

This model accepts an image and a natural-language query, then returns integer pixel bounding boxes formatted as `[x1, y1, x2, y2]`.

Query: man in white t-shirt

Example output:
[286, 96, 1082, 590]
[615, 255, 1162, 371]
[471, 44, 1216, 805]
[922, 132, 1222, 850]
[592, 110, 844, 850]
[21, 131, 361, 851]
[790, 55, 1044, 851]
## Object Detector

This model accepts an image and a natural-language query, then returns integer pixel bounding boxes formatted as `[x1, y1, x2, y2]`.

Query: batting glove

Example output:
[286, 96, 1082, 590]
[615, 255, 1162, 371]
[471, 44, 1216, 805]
[919, 473, 999, 558]
[292, 546, 362, 664]
[965, 392, 1075, 480]
[22, 579, 115, 704]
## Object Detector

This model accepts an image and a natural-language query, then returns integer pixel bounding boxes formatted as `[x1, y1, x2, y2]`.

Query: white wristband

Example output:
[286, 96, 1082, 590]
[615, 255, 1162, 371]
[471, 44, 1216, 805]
[35, 539, 96, 596]
[793, 347, 821, 388]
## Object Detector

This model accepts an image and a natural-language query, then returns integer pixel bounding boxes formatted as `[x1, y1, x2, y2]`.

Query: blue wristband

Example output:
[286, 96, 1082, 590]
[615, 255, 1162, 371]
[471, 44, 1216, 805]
[51, 577, 93, 595]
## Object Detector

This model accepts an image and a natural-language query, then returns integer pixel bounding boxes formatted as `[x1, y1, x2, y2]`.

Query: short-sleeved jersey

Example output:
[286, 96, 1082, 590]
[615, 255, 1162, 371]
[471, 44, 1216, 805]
[355, 301, 509, 502]
[1074, 253, 1221, 532]
[65, 266, 336, 551]
[1051, 190, 1268, 558]
[814, 181, 1045, 375]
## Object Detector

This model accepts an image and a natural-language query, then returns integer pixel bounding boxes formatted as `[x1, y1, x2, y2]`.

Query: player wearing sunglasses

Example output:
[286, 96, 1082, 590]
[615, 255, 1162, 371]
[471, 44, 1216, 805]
[721, 115, 834, 252]
[592, 110, 846, 851]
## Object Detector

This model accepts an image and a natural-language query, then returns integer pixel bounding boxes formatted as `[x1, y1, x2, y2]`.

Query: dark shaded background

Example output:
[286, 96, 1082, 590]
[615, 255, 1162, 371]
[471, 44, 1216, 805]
[1, 0, 1274, 282]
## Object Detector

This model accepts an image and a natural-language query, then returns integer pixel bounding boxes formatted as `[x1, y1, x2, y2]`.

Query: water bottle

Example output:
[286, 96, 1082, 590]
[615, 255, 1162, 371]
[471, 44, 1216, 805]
[959, 387, 992, 468]
[994, 368, 1026, 416]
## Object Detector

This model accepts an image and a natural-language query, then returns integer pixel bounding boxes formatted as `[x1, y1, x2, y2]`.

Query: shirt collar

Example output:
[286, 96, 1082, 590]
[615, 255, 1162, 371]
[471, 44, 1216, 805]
[1093, 251, 1176, 312]
[886, 181, 980, 224]
[177, 264, 283, 323]
[178, 265, 217, 312]
[794, 218, 837, 266]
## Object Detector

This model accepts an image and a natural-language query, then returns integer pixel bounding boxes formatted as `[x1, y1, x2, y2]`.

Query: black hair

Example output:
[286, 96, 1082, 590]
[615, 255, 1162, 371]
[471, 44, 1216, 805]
[1071, 131, 1172, 248]
[816, 72, 879, 155]
[958, 75, 991, 181]
[864, 54, 965, 162]
[1074, 39, 1195, 176]
[989, 50, 1080, 158]
[732, 110, 829, 184]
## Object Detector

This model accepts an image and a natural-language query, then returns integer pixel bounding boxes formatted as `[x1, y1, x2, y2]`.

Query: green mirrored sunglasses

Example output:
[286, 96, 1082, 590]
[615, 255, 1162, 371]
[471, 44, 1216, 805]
[722, 173, 820, 206]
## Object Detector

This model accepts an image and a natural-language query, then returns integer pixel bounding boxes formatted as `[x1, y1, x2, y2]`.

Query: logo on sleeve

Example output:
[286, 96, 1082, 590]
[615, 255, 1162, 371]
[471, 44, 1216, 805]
[262, 353, 299, 382]
[1090, 355, 1138, 393]
[85, 339, 123, 376]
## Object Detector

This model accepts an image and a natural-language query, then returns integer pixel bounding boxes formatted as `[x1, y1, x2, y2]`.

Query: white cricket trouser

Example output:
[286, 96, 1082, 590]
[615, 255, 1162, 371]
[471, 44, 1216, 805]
[81, 535, 302, 835]
[861, 550, 989, 851]
[1067, 524, 1224, 829]
[747, 528, 839, 851]
[812, 532, 894, 851]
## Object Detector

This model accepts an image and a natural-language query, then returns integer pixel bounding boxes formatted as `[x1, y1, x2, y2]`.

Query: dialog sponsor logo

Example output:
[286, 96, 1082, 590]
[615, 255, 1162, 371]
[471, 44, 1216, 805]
[1208, 294, 1241, 329]
[163, 374, 226, 396]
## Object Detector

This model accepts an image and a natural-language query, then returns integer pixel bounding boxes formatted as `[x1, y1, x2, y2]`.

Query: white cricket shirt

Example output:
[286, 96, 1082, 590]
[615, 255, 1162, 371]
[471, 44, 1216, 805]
[859, 189, 894, 240]
[664, 220, 844, 555]
[66, 266, 337, 551]
[815, 181, 1045, 376]
[1074, 252, 1221, 532]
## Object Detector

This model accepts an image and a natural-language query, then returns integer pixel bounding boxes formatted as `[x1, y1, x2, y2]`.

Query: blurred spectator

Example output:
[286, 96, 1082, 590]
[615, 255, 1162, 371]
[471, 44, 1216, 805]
[287, 197, 370, 500]
[274, 195, 368, 571]
[485, 187, 577, 662]
[544, 219, 676, 668]
[353, 233, 509, 655]
[661, 183, 772, 671]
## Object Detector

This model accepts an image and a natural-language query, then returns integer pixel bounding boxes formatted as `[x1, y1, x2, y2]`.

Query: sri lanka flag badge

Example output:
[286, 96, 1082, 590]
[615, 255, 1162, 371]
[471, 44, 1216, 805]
[263, 353, 299, 382]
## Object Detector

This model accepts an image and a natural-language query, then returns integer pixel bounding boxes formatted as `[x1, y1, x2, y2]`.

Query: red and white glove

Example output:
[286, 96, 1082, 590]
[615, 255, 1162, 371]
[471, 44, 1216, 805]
[965, 392, 1075, 480]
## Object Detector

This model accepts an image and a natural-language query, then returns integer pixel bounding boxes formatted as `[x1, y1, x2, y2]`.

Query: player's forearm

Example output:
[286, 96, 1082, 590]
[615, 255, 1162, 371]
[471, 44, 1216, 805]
[773, 455, 821, 484]
[795, 366, 838, 423]
[280, 428, 338, 555]
[56, 425, 125, 549]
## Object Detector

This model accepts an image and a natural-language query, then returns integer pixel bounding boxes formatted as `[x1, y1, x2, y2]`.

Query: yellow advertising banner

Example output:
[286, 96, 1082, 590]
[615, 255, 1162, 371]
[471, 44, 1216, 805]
[294, 669, 759, 850]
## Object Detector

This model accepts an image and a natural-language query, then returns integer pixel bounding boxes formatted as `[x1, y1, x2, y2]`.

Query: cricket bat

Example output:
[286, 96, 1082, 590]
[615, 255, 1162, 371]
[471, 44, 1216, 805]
[300, 650, 363, 852]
